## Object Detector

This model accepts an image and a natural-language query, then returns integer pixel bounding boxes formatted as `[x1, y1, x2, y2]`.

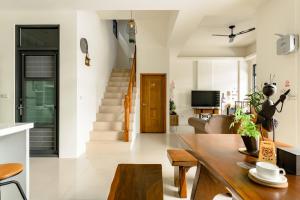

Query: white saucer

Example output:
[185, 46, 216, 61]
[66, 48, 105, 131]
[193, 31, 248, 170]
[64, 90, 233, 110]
[249, 168, 287, 185]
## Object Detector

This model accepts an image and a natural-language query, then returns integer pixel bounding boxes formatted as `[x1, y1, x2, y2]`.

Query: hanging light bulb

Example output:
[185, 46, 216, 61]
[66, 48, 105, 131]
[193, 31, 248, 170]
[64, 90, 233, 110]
[127, 10, 137, 34]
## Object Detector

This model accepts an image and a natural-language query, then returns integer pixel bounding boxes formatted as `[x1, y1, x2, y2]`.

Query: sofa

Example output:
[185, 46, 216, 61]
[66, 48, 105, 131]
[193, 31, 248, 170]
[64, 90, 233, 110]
[188, 115, 237, 134]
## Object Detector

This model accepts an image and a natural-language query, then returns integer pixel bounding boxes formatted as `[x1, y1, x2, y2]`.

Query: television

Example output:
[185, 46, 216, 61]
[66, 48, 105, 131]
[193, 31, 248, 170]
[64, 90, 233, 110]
[191, 90, 220, 108]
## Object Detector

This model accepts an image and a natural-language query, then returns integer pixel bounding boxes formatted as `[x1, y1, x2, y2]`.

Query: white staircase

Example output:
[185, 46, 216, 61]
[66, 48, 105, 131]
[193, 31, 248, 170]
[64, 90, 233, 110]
[88, 68, 136, 142]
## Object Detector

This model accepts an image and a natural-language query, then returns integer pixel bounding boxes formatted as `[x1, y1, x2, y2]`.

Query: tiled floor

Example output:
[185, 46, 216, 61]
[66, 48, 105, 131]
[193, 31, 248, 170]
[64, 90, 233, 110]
[30, 133, 196, 200]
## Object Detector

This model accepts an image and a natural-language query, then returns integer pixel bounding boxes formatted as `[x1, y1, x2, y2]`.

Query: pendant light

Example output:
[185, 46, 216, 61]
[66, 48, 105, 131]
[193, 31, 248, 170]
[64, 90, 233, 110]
[127, 11, 137, 34]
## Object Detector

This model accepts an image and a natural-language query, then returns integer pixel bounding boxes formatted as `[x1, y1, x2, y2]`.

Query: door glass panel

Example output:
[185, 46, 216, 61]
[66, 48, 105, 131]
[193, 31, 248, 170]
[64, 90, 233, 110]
[20, 28, 59, 48]
[24, 80, 55, 125]
[25, 55, 56, 78]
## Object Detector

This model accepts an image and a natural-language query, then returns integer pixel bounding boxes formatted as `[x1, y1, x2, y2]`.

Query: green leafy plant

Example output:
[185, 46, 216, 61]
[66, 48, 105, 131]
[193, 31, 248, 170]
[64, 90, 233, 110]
[231, 108, 261, 139]
[246, 90, 265, 113]
[169, 99, 177, 115]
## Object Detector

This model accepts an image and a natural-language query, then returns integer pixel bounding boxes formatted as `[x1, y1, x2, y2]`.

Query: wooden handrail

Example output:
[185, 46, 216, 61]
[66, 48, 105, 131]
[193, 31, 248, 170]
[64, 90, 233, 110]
[123, 46, 136, 142]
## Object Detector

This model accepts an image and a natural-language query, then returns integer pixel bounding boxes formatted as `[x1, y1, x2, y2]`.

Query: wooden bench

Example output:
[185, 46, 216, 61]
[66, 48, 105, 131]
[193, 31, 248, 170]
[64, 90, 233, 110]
[167, 149, 197, 198]
[108, 164, 163, 200]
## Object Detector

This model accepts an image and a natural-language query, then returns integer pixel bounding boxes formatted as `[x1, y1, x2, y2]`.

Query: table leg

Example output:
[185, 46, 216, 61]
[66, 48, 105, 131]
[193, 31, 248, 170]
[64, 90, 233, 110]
[191, 163, 228, 200]
[179, 166, 187, 198]
[174, 166, 179, 187]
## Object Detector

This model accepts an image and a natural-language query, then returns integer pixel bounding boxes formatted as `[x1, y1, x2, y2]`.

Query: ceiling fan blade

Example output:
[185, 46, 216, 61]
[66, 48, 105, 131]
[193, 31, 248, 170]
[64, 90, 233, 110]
[229, 37, 234, 43]
[236, 28, 256, 35]
[212, 34, 229, 37]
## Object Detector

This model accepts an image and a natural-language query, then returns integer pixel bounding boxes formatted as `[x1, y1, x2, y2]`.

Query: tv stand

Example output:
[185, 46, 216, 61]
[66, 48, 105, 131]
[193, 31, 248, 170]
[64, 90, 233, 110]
[193, 107, 220, 118]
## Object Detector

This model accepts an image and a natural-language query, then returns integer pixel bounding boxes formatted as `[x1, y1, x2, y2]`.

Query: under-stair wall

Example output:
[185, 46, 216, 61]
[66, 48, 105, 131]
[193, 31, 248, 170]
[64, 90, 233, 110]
[76, 12, 118, 156]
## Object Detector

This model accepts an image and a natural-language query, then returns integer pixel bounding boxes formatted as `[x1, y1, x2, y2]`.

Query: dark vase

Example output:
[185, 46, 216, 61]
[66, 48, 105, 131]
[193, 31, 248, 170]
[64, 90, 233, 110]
[241, 136, 259, 153]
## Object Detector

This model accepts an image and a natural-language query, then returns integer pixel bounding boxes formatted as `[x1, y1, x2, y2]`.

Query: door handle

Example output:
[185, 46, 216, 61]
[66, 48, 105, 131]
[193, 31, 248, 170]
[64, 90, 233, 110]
[17, 104, 24, 116]
[142, 103, 147, 106]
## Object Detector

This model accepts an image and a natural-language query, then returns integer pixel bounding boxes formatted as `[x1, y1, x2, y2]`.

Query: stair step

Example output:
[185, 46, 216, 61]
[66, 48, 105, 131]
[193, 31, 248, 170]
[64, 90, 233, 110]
[101, 98, 136, 106]
[99, 105, 123, 113]
[96, 113, 134, 122]
[111, 72, 130, 77]
[106, 86, 137, 93]
[107, 82, 129, 87]
[106, 86, 128, 93]
[104, 92, 125, 98]
[96, 113, 134, 121]
[90, 131, 122, 141]
[93, 121, 133, 131]
[86, 141, 132, 155]
[110, 77, 130, 82]
[93, 121, 123, 131]
[112, 68, 130, 73]
[102, 98, 123, 106]
[104, 91, 136, 99]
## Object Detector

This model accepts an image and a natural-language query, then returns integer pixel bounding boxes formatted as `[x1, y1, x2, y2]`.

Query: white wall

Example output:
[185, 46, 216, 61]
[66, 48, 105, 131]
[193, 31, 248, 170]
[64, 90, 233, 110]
[116, 20, 130, 68]
[136, 15, 170, 132]
[76, 11, 117, 156]
[0, 11, 78, 158]
[0, 11, 117, 158]
[169, 59, 196, 125]
[170, 57, 249, 125]
[238, 60, 250, 100]
[257, 0, 300, 146]
[209, 60, 239, 93]
[245, 55, 256, 92]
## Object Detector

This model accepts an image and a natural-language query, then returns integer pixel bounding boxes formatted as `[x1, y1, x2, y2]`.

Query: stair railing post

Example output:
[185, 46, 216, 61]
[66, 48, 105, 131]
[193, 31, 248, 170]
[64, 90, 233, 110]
[123, 45, 136, 142]
[133, 58, 136, 87]
[124, 95, 130, 142]
[128, 82, 133, 113]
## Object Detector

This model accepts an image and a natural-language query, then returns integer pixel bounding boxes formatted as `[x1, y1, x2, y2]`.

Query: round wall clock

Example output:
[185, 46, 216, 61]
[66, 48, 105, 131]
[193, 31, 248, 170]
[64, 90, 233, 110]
[80, 38, 88, 54]
[80, 38, 91, 66]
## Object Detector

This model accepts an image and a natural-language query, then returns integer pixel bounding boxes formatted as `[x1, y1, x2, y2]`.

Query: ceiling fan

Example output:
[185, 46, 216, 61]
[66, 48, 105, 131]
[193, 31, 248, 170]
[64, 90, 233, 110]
[212, 25, 255, 43]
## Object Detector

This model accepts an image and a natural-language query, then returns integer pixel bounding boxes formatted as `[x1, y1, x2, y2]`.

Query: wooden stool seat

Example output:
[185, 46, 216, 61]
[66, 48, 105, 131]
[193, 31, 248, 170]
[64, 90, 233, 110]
[0, 163, 23, 181]
[0, 163, 27, 200]
[167, 149, 198, 167]
[167, 149, 197, 198]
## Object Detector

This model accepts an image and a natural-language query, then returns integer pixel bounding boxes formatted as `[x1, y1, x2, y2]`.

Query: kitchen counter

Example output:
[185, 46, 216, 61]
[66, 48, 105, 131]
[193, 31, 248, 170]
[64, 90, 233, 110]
[0, 123, 33, 199]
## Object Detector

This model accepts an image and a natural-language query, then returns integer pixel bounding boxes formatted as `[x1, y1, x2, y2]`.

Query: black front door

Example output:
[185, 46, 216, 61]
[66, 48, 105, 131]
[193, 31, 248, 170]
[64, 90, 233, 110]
[15, 25, 59, 156]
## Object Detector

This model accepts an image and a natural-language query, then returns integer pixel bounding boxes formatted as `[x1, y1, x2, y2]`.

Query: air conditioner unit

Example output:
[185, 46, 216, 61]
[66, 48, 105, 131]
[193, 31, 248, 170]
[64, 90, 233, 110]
[276, 34, 299, 55]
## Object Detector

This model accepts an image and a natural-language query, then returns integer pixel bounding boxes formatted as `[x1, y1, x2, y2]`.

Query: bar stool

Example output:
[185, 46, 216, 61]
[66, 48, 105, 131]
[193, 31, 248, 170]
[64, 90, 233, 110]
[0, 163, 27, 200]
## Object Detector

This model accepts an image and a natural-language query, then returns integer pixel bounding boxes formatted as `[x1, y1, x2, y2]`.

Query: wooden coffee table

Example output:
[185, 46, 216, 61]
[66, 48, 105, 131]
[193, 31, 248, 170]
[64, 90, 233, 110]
[108, 164, 163, 200]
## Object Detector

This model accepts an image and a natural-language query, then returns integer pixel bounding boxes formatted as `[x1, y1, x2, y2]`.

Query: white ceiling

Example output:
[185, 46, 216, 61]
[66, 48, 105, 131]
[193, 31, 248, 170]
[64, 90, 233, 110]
[0, 0, 269, 12]
[176, 0, 268, 56]
[186, 17, 256, 48]
[0, 0, 222, 10]
[98, 10, 176, 20]
[0, 0, 269, 56]
[168, 0, 268, 50]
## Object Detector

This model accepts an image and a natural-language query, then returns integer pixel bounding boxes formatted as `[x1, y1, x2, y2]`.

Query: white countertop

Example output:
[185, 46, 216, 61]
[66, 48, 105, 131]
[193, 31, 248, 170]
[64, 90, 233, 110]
[0, 123, 34, 137]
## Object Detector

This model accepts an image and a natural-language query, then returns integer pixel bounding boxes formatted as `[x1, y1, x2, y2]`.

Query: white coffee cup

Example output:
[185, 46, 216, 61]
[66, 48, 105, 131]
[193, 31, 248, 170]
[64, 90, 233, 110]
[256, 161, 286, 180]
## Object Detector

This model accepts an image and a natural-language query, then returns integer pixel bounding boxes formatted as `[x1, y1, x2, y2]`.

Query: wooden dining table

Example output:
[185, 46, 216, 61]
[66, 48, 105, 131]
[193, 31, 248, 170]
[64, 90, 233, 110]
[179, 134, 300, 200]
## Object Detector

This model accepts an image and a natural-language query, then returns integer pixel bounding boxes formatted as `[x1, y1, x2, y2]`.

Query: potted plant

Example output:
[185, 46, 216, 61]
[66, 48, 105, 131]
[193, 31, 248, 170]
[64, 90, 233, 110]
[169, 99, 177, 115]
[246, 90, 265, 113]
[231, 108, 261, 153]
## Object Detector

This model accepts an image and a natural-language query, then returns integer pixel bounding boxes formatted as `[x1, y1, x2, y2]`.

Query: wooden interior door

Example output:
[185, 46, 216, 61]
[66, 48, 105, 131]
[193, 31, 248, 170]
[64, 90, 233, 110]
[141, 74, 166, 133]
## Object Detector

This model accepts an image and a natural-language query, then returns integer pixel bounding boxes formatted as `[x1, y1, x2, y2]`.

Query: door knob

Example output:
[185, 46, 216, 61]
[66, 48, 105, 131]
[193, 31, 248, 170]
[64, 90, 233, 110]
[142, 103, 147, 106]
